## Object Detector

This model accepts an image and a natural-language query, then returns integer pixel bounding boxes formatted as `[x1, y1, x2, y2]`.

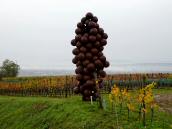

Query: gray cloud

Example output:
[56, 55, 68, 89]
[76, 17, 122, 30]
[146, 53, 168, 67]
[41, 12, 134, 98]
[0, 0, 172, 69]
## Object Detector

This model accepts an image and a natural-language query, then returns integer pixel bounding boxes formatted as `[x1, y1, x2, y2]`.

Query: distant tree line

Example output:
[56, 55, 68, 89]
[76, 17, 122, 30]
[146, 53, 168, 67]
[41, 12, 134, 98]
[0, 59, 20, 80]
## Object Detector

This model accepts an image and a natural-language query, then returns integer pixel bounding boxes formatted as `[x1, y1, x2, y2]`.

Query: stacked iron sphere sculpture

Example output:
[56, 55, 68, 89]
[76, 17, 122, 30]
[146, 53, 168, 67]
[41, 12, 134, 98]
[71, 12, 110, 101]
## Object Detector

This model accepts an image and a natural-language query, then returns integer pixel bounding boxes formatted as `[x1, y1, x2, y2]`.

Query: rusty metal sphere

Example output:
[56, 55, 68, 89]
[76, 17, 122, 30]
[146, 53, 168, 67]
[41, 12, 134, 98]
[92, 16, 98, 23]
[99, 46, 104, 51]
[98, 28, 104, 34]
[76, 41, 82, 48]
[72, 48, 80, 55]
[81, 36, 88, 43]
[87, 63, 95, 71]
[75, 34, 82, 42]
[99, 70, 106, 78]
[97, 52, 103, 57]
[86, 80, 95, 87]
[76, 74, 83, 81]
[85, 52, 92, 60]
[91, 48, 99, 55]
[99, 55, 106, 62]
[77, 53, 85, 61]
[75, 66, 84, 74]
[79, 84, 85, 93]
[101, 39, 107, 46]
[80, 46, 87, 53]
[94, 41, 101, 48]
[81, 17, 86, 24]
[95, 23, 99, 29]
[93, 56, 98, 61]
[71, 39, 76, 46]
[77, 22, 84, 28]
[89, 35, 96, 42]
[83, 75, 91, 81]
[72, 57, 78, 64]
[103, 33, 108, 39]
[105, 61, 110, 68]
[75, 28, 82, 35]
[96, 34, 102, 41]
[76, 61, 82, 67]
[83, 89, 91, 96]
[90, 28, 98, 35]
[88, 21, 97, 28]
[83, 68, 89, 74]
[85, 20, 90, 25]
[95, 59, 103, 68]
[83, 33, 89, 38]
[85, 43, 93, 49]
[86, 12, 94, 19]
[82, 59, 90, 66]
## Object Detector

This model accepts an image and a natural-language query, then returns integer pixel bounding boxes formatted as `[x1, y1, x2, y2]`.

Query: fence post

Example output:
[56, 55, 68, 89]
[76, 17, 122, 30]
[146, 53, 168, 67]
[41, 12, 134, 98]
[65, 76, 68, 98]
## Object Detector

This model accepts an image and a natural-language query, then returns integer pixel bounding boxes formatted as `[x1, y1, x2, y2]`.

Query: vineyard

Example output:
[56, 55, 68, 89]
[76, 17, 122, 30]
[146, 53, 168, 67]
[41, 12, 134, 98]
[0, 87, 172, 129]
[0, 73, 172, 128]
[0, 73, 171, 97]
[0, 76, 77, 97]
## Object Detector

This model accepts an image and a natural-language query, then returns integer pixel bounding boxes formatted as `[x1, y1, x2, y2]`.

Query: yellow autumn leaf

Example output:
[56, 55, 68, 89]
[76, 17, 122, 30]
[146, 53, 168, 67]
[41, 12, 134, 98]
[127, 103, 135, 111]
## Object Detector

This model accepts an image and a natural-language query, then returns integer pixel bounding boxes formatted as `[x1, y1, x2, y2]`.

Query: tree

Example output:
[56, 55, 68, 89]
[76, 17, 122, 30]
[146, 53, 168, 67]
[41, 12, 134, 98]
[0, 59, 20, 77]
[0, 71, 2, 80]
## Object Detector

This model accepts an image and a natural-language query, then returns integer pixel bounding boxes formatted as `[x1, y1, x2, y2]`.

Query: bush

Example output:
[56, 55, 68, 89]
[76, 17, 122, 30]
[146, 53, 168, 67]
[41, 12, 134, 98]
[0, 59, 20, 78]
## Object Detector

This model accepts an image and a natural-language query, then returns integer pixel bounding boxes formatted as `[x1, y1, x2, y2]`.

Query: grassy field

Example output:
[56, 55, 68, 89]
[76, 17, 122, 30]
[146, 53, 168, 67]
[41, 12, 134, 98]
[0, 88, 172, 129]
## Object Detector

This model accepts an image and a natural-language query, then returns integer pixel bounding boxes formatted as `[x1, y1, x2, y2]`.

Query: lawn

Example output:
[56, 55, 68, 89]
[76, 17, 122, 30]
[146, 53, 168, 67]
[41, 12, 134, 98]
[0, 88, 172, 129]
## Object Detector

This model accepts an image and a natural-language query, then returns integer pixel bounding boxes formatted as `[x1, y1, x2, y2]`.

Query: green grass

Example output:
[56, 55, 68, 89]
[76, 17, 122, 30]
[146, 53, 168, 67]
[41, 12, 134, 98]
[153, 88, 172, 94]
[0, 89, 172, 129]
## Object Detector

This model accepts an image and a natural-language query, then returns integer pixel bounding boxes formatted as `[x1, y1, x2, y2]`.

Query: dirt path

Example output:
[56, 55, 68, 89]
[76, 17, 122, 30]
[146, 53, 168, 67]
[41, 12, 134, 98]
[155, 94, 172, 114]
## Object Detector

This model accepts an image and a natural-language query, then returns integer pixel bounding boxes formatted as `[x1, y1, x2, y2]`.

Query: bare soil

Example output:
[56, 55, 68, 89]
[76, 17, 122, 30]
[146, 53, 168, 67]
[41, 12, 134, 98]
[155, 94, 172, 114]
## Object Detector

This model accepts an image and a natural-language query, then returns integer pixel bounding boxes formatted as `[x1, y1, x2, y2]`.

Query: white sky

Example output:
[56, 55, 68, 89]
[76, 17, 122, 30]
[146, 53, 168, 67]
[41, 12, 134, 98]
[0, 0, 172, 69]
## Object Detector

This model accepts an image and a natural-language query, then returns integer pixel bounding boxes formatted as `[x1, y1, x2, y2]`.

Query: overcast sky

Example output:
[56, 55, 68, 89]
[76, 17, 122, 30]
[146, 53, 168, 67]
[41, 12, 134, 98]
[0, 0, 172, 69]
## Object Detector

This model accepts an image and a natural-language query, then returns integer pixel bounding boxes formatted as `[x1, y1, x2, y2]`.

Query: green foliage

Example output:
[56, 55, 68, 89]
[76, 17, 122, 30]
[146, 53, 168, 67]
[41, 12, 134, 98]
[0, 73, 2, 81]
[0, 59, 20, 77]
[0, 90, 172, 129]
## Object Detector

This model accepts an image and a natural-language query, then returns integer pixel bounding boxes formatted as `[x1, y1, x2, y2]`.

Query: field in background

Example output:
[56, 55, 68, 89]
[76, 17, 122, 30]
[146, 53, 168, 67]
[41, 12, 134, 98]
[0, 73, 171, 97]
